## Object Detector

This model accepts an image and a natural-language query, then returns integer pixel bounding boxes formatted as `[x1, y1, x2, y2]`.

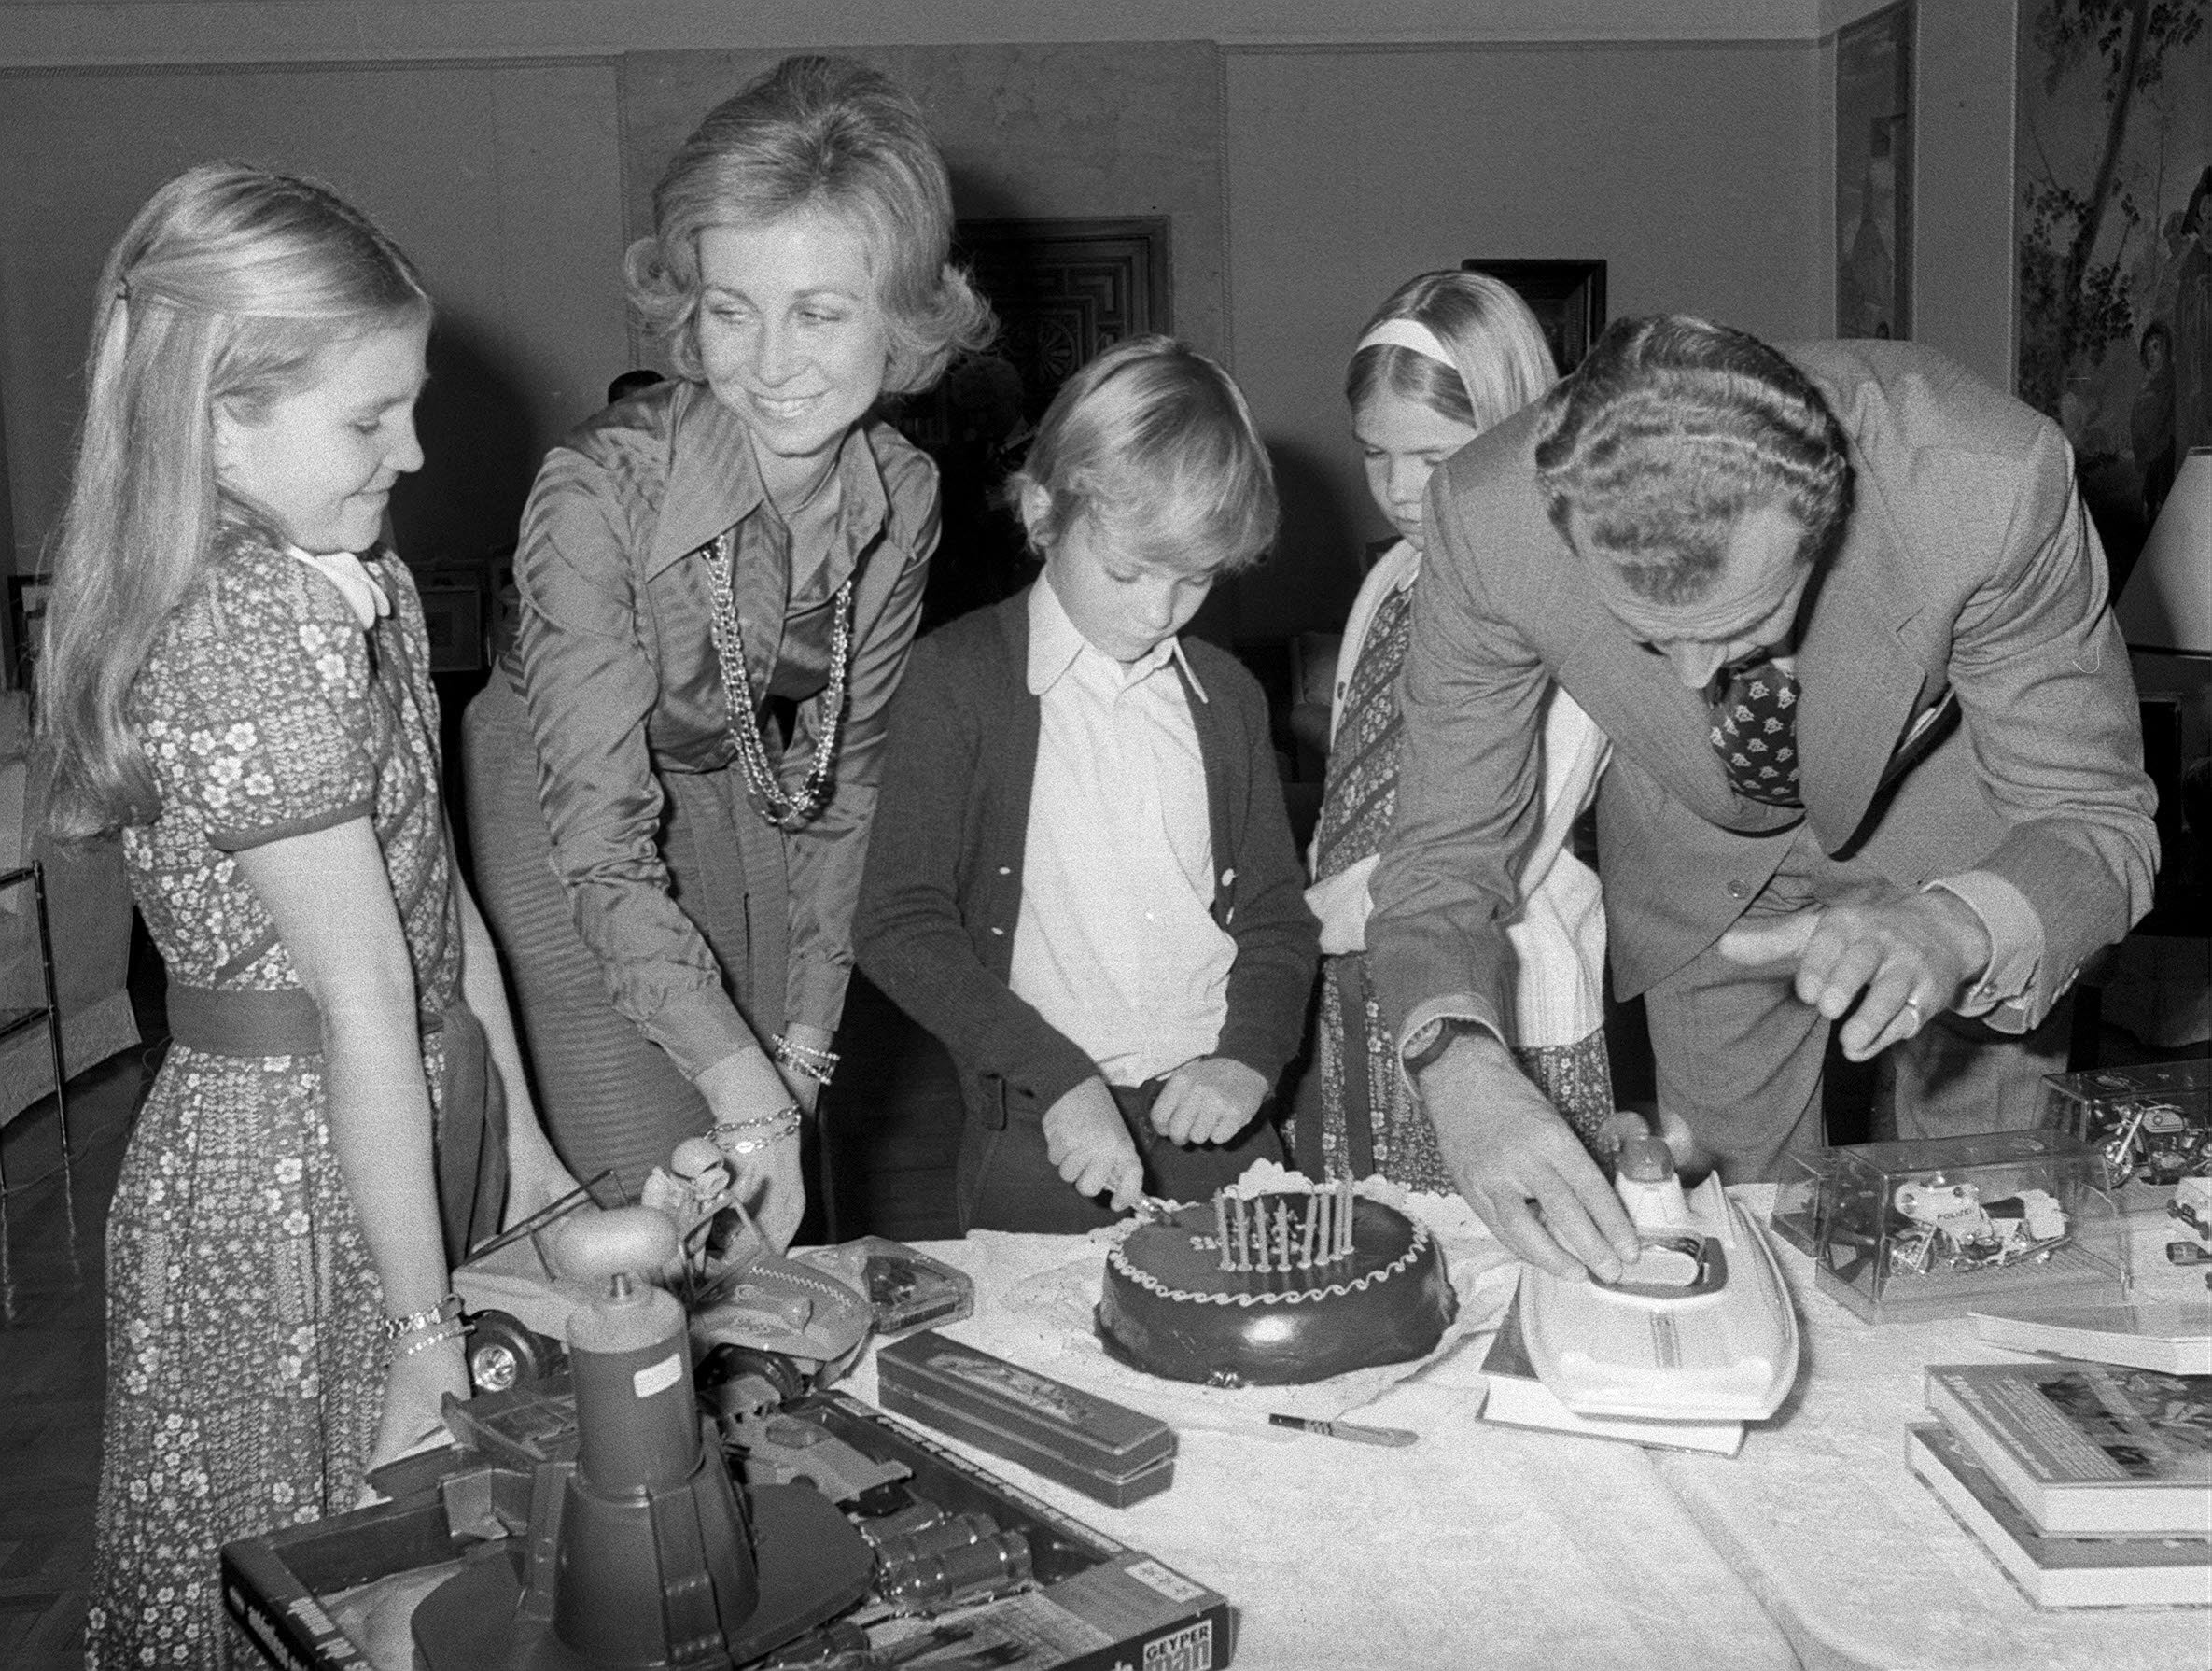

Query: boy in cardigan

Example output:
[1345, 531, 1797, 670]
[857, 337, 1319, 1232]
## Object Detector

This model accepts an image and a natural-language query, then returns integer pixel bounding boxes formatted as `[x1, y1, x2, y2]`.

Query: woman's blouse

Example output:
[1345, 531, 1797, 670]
[511, 378, 938, 1082]
[1312, 539, 1609, 1049]
[126, 523, 458, 1006]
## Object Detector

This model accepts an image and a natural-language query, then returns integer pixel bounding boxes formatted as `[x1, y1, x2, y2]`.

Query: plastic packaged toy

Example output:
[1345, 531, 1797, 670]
[1799, 1131, 2128, 1325]
[2041, 1060, 2212, 1215]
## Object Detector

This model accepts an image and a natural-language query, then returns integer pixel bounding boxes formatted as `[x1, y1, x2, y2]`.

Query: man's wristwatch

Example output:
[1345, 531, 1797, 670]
[1403, 1015, 1488, 1075]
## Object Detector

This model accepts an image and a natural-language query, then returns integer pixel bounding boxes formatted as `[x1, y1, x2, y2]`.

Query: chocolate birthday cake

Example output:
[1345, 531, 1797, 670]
[1095, 1179, 1456, 1386]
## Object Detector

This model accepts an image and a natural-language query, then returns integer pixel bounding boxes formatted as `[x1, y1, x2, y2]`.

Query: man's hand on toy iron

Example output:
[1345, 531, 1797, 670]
[1043, 1077, 1144, 1211]
[1418, 1028, 1639, 1283]
[1152, 1056, 1268, 1147]
[1716, 884, 1991, 1061]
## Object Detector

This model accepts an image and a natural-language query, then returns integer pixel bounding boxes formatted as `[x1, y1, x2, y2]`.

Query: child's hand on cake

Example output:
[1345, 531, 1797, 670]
[1043, 1077, 1145, 1210]
[1152, 1057, 1268, 1146]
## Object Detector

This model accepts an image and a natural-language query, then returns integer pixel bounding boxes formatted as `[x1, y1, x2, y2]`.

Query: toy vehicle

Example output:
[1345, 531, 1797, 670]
[1886, 1177, 2068, 1276]
[1884, 1177, 2070, 1284]
[2100, 1101, 2212, 1189]
[450, 1164, 872, 1397]
[2170, 1175, 2212, 1243]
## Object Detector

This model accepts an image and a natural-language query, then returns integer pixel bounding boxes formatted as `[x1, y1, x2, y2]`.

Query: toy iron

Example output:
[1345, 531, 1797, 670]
[1520, 1116, 1801, 1424]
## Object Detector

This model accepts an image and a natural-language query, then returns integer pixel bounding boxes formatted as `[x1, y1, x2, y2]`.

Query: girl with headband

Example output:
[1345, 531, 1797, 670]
[1293, 272, 1615, 1186]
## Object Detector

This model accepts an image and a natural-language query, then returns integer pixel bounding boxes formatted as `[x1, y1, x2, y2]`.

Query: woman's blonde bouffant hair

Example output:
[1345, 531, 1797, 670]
[1344, 269, 1559, 435]
[40, 161, 429, 838]
[625, 55, 994, 395]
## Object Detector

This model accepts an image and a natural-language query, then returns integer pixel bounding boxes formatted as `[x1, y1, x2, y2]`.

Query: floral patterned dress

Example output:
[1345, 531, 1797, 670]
[85, 527, 461, 1669]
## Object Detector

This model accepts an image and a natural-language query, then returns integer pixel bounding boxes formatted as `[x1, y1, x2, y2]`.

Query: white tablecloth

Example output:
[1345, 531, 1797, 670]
[848, 1194, 1797, 1671]
[1655, 1198, 2212, 1671]
[852, 1188, 2210, 1671]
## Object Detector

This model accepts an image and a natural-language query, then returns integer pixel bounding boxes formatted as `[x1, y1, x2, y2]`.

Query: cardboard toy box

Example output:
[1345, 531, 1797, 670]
[223, 1388, 1231, 1671]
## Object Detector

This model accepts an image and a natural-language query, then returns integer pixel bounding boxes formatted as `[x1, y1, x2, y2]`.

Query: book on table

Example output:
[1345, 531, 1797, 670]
[1924, 1361, 2212, 1537]
[1905, 1424, 2212, 1608]
[1968, 1301, 2212, 1376]
[1476, 1291, 1744, 1456]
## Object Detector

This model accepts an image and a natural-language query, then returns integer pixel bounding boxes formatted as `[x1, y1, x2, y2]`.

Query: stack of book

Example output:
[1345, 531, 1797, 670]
[1907, 1357, 2212, 1608]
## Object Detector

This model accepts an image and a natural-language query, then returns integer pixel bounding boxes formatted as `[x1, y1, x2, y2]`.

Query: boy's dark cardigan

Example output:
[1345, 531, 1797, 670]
[855, 590, 1320, 1130]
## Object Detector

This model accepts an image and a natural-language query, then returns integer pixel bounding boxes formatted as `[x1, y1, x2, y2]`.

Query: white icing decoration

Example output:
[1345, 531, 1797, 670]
[1105, 1215, 1434, 1307]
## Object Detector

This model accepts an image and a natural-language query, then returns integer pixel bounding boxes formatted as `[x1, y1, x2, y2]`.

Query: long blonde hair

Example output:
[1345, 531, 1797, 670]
[41, 161, 428, 837]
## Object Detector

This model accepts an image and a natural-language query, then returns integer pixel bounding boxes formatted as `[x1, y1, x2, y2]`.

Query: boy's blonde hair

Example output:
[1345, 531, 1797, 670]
[1011, 335, 1278, 575]
[41, 161, 429, 838]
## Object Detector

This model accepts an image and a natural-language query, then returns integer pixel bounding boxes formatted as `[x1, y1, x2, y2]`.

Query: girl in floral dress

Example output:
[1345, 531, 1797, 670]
[39, 163, 572, 1667]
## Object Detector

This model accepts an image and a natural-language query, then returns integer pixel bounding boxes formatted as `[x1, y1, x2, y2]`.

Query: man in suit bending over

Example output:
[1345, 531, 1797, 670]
[1368, 315, 2158, 1282]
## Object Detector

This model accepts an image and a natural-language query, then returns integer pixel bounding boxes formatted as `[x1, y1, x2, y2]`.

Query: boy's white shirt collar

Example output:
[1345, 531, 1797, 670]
[1024, 574, 1209, 702]
[286, 544, 391, 630]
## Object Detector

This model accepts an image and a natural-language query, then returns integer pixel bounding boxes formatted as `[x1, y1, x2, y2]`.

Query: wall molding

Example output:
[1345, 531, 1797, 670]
[0, 1, 1831, 70]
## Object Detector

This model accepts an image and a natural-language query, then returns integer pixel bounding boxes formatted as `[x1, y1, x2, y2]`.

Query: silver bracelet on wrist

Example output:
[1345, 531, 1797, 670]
[381, 1293, 462, 1342]
[772, 1033, 840, 1086]
[711, 1103, 803, 1157]
[397, 1317, 467, 1357]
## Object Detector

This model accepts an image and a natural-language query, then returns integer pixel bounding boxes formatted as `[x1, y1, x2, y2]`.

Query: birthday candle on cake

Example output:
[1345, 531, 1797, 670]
[1214, 1193, 1232, 1271]
[1337, 1178, 1353, 1257]
[1316, 1187, 1332, 1265]
[1300, 1194, 1317, 1267]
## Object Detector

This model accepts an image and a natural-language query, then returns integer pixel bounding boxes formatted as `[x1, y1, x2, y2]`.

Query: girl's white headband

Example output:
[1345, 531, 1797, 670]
[1354, 316, 1456, 369]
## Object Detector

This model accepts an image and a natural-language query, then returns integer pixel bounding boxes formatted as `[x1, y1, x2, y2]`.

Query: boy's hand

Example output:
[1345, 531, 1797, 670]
[1153, 1057, 1267, 1147]
[1043, 1078, 1144, 1210]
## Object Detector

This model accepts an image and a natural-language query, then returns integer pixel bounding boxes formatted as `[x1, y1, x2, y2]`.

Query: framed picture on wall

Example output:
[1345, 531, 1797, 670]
[415, 583, 484, 675]
[1837, 1, 1912, 340]
[1460, 260, 1607, 372]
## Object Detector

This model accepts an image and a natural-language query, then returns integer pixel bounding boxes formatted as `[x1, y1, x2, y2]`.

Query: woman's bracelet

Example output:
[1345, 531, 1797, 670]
[772, 1033, 840, 1086]
[382, 1293, 462, 1342]
[712, 1103, 804, 1157]
[397, 1317, 468, 1357]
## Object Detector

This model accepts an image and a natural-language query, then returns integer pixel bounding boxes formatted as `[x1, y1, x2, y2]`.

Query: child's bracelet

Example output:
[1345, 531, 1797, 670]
[397, 1318, 467, 1357]
[382, 1293, 462, 1342]
[712, 1104, 803, 1157]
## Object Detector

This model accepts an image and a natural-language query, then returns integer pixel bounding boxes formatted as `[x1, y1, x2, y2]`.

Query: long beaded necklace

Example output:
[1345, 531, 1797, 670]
[701, 527, 857, 829]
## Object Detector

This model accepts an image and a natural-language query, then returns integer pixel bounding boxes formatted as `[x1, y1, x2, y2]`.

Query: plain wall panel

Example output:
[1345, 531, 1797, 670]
[1225, 42, 1827, 639]
[0, 59, 630, 575]
[617, 42, 1228, 367]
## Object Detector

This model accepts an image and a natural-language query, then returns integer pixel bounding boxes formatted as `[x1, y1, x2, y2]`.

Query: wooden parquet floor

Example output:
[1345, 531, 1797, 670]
[0, 1042, 161, 1671]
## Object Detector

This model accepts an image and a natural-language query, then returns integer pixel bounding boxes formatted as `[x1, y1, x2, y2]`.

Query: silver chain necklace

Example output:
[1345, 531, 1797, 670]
[700, 528, 857, 829]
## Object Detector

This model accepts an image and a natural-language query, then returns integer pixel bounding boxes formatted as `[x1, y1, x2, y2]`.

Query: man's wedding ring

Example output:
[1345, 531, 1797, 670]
[1899, 998, 1925, 1031]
